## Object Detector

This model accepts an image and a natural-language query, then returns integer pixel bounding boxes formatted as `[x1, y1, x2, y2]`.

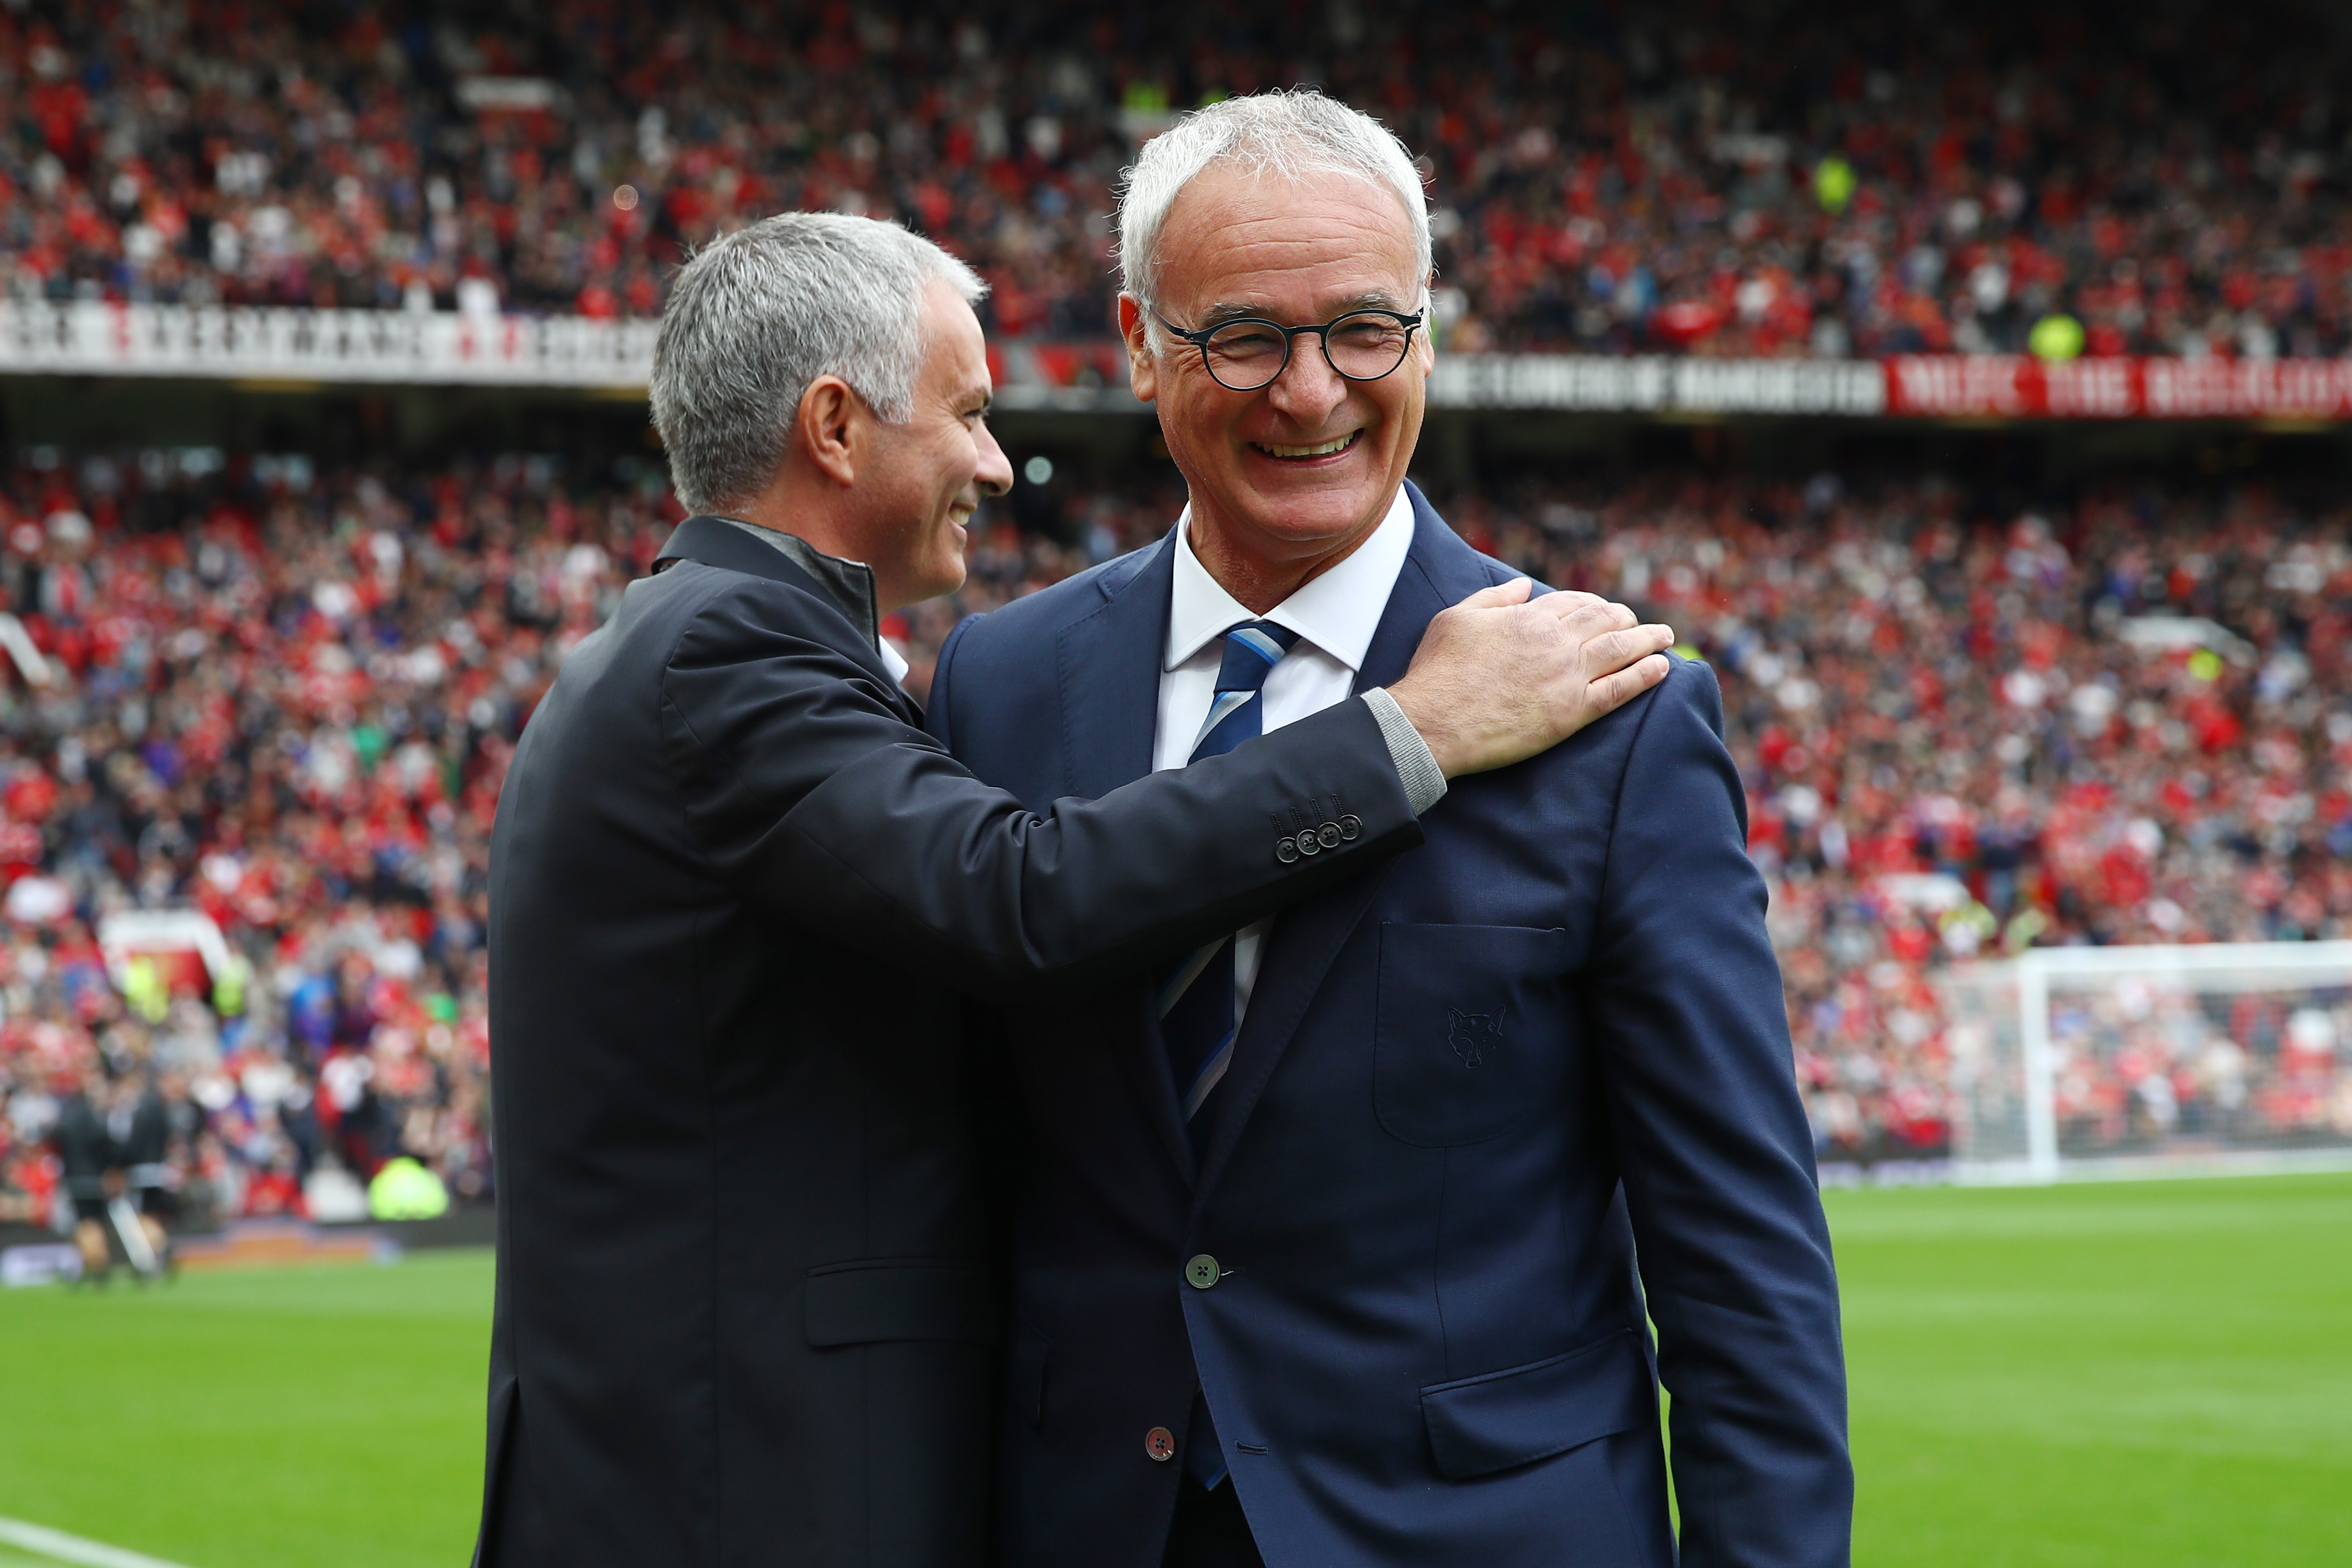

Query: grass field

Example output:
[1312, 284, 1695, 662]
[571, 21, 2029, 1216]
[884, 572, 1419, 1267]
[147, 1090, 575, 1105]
[0, 1173, 2346, 1568]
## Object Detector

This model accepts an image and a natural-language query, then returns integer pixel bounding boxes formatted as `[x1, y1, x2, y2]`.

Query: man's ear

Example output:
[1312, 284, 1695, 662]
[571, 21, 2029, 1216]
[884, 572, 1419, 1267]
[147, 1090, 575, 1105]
[1117, 294, 1158, 404]
[796, 376, 864, 487]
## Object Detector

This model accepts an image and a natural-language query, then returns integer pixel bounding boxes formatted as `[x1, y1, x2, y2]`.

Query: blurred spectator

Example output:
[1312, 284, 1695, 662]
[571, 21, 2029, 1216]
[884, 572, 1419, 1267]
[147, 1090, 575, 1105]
[2, 2, 2347, 358]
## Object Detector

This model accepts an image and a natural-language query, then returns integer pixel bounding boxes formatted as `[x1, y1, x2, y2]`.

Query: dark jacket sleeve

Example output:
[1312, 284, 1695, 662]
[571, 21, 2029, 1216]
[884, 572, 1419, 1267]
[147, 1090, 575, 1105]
[1584, 659, 1852, 1568]
[659, 577, 1422, 1001]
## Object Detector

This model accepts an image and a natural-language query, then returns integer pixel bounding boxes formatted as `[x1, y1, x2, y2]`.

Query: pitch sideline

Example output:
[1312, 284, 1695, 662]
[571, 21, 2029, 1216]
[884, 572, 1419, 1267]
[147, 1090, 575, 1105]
[0, 1516, 194, 1568]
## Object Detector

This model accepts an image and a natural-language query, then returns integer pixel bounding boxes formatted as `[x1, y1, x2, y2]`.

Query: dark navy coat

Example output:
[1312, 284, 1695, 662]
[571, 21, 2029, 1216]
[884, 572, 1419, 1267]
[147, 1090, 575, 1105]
[928, 484, 1851, 1568]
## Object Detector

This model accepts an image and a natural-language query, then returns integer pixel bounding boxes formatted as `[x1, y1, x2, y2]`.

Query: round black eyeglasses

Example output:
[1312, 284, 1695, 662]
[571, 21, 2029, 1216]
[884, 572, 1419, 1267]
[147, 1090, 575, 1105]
[1154, 308, 1424, 392]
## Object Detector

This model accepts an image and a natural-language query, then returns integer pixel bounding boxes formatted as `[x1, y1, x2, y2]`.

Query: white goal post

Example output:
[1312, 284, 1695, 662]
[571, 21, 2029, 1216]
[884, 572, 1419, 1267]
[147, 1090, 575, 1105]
[1937, 942, 2352, 1182]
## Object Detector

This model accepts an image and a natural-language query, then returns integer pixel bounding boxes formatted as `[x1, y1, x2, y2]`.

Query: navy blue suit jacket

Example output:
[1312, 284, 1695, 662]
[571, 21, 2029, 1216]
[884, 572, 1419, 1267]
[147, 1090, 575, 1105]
[927, 484, 1851, 1568]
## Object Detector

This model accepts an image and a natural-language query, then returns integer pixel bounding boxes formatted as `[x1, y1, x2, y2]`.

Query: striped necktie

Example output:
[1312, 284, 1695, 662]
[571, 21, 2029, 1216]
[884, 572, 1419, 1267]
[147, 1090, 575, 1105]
[1158, 620, 1300, 1157]
[1161, 619, 1296, 1494]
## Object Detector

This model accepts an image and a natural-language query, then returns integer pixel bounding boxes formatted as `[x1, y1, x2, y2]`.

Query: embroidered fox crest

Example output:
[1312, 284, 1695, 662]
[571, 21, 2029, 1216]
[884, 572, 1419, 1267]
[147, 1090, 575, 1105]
[1448, 1009, 1503, 1069]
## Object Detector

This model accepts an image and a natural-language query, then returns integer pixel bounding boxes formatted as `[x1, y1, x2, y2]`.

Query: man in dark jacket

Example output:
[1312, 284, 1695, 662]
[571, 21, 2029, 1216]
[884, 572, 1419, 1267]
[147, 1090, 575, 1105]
[474, 212, 1672, 1568]
[116, 1072, 181, 1273]
[47, 1069, 115, 1283]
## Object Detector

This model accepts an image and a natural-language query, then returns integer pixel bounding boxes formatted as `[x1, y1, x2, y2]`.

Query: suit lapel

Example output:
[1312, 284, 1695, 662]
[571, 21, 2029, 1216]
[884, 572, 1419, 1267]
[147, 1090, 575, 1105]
[1052, 530, 1194, 1176]
[1055, 530, 1176, 799]
[1351, 487, 1462, 695]
[1196, 485, 1504, 1198]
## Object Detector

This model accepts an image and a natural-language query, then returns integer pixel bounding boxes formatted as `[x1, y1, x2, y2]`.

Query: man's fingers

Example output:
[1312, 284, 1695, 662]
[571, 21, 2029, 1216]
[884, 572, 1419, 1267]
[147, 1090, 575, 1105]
[1583, 624, 1676, 672]
[1553, 595, 1640, 637]
[1453, 577, 1533, 610]
[1584, 653, 1672, 715]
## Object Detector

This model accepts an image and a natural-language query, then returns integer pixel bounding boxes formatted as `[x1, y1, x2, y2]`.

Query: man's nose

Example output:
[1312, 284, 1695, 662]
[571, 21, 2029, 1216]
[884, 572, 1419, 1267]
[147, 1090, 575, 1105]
[1264, 332, 1348, 419]
[974, 418, 1014, 497]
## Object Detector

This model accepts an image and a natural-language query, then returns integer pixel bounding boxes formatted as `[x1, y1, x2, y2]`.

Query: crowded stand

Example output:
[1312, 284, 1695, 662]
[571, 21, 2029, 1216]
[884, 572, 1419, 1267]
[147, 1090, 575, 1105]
[4, 3, 2349, 358]
[1, 444, 2349, 1230]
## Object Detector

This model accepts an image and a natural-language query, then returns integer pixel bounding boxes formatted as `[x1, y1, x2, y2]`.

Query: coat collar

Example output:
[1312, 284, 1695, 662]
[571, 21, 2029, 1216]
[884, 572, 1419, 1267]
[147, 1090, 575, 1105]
[656, 513, 829, 592]
[653, 514, 913, 713]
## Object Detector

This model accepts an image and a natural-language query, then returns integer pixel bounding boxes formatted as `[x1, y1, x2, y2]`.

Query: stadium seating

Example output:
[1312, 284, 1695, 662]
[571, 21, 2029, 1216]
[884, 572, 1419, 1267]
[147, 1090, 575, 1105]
[4, 3, 2347, 358]
[0, 448, 2344, 1216]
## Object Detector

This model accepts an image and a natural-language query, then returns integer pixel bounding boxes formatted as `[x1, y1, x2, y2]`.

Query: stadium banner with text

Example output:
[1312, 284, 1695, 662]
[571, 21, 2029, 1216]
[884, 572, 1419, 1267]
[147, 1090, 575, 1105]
[1883, 354, 2352, 420]
[0, 302, 661, 387]
[1425, 353, 1889, 415]
[8, 304, 2352, 419]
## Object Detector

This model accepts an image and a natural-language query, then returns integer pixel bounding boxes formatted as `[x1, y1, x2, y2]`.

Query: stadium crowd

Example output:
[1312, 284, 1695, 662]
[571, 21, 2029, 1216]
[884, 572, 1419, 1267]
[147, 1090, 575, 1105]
[4, 2, 2350, 358]
[0, 446, 681, 1234]
[3, 444, 2350, 1225]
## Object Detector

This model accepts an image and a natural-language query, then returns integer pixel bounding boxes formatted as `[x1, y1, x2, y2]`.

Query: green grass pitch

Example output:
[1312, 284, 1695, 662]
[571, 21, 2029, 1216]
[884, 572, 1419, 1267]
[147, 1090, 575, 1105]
[0, 1173, 2345, 1567]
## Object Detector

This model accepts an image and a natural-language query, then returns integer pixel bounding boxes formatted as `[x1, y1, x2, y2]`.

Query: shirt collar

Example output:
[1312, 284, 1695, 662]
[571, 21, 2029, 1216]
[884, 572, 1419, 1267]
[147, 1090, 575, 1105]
[715, 517, 907, 680]
[1164, 486, 1416, 674]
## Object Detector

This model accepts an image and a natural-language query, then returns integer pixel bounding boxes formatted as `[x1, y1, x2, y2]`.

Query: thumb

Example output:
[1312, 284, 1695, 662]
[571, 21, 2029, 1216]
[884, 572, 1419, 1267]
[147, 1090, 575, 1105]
[1451, 577, 1533, 611]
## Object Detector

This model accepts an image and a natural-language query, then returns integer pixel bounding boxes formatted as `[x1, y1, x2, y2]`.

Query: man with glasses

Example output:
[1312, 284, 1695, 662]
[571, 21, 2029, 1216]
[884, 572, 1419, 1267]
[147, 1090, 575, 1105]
[928, 92, 1850, 1568]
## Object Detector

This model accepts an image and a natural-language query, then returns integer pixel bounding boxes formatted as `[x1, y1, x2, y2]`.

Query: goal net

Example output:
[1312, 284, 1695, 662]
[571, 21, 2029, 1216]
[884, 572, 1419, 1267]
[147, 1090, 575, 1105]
[1937, 941, 2352, 1181]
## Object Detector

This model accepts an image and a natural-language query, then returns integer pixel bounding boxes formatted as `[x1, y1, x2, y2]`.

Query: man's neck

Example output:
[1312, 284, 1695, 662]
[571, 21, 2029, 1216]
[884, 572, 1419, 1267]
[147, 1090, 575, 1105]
[1185, 494, 1395, 615]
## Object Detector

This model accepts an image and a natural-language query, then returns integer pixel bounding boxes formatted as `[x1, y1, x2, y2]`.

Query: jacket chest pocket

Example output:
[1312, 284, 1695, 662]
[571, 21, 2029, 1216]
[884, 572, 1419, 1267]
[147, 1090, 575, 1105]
[1374, 922, 1572, 1147]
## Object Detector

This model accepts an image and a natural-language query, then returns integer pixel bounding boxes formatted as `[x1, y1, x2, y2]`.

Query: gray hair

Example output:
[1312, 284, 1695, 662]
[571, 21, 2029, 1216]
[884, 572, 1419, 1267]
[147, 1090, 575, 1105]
[651, 212, 986, 514]
[1115, 88, 1431, 312]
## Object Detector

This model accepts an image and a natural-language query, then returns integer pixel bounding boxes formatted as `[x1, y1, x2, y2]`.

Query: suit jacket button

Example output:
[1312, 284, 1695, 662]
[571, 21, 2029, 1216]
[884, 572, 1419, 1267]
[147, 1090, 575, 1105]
[1295, 830, 1322, 857]
[1316, 822, 1341, 848]
[1338, 814, 1361, 840]
[1185, 1253, 1221, 1289]
[1275, 838, 1299, 864]
[1146, 1426, 1177, 1462]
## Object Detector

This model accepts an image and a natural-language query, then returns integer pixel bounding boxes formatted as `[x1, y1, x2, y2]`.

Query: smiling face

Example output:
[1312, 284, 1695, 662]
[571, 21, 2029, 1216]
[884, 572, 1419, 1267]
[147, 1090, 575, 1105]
[1122, 161, 1431, 604]
[851, 277, 1014, 610]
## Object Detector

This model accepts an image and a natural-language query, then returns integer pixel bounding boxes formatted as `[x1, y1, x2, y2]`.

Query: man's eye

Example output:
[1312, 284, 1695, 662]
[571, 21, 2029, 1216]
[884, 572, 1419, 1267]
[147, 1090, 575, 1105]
[1207, 324, 1286, 357]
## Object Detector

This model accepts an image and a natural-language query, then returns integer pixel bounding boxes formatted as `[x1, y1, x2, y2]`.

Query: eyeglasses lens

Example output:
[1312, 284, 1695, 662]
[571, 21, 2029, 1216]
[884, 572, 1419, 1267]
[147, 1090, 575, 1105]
[1325, 314, 1413, 379]
[1202, 322, 1290, 390]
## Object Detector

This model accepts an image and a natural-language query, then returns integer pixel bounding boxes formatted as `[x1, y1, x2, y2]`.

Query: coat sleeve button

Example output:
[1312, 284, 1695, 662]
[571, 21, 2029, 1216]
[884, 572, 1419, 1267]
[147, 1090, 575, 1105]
[1275, 837, 1299, 864]
[1146, 1426, 1177, 1462]
[1338, 815, 1361, 840]
[1316, 822, 1341, 848]
[1295, 829, 1323, 857]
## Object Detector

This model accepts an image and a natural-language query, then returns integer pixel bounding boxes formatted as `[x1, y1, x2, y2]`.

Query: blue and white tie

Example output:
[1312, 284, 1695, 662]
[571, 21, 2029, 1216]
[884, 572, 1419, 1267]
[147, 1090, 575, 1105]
[1161, 619, 1297, 1494]
[1159, 620, 1299, 1157]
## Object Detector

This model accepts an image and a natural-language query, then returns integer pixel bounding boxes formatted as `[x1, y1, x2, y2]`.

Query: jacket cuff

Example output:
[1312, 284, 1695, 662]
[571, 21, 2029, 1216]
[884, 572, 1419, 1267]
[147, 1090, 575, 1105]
[1360, 688, 1448, 815]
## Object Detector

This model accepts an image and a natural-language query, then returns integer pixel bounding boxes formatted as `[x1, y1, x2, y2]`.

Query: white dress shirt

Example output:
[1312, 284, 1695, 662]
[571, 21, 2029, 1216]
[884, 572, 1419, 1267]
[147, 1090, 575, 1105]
[1155, 485, 1417, 1021]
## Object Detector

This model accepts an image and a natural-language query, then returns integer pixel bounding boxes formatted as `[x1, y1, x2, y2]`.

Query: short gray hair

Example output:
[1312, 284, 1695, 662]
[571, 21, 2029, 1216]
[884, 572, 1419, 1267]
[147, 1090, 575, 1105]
[651, 212, 986, 514]
[1116, 88, 1431, 312]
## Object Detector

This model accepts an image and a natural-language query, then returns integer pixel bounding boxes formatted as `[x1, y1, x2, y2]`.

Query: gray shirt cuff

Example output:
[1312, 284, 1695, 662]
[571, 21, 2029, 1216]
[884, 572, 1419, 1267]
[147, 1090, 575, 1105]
[1360, 688, 1448, 815]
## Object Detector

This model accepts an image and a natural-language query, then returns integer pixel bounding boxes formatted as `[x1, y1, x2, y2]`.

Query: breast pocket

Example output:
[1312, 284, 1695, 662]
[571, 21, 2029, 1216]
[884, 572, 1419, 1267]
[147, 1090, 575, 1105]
[1374, 922, 1572, 1147]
